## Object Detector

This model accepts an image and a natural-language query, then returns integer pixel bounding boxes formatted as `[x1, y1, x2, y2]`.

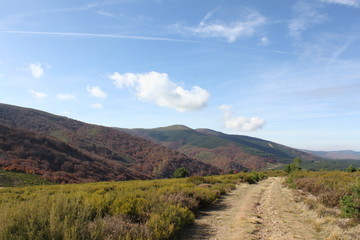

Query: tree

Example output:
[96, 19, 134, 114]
[293, 157, 302, 171]
[284, 157, 302, 173]
[346, 165, 357, 173]
[173, 167, 189, 178]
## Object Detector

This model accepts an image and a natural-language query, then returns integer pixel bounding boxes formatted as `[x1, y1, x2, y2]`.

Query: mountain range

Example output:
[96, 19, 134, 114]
[121, 125, 319, 171]
[303, 150, 360, 160]
[0, 103, 359, 183]
[0, 103, 219, 183]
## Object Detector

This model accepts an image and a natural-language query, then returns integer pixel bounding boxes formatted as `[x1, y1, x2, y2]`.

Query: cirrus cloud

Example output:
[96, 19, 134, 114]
[109, 71, 210, 112]
[174, 9, 266, 43]
[289, 1, 327, 39]
[320, 0, 359, 7]
[220, 105, 266, 131]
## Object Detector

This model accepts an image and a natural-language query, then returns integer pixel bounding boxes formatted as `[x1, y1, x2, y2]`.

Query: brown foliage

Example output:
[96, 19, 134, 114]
[0, 103, 220, 182]
[181, 145, 276, 171]
[0, 124, 148, 183]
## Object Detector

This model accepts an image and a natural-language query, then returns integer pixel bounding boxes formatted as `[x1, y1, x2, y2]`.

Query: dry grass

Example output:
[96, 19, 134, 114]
[325, 228, 347, 240]
[288, 171, 360, 240]
[311, 219, 323, 232]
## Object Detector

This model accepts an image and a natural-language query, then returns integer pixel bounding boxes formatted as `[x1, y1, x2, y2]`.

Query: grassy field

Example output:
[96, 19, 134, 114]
[0, 172, 266, 240]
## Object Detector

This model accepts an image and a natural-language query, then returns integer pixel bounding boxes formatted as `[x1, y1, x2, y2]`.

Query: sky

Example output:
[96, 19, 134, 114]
[1, 0, 360, 151]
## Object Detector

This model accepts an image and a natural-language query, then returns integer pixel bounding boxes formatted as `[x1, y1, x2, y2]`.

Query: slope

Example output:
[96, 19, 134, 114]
[0, 103, 220, 180]
[122, 125, 319, 171]
[0, 124, 147, 183]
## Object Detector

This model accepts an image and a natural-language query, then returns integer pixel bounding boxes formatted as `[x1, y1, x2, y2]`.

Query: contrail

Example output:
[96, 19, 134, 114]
[4, 30, 199, 43]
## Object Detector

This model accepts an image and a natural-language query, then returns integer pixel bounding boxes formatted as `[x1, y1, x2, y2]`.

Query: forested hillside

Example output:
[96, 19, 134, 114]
[0, 103, 219, 182]
[122, 125, 319, 171]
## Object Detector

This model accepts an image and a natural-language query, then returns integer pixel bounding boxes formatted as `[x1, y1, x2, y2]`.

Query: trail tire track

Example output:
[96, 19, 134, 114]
[179, 177, 325, 240]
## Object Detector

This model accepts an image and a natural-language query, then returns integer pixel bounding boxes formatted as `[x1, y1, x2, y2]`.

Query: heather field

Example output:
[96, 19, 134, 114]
[0, 172, 265, 240]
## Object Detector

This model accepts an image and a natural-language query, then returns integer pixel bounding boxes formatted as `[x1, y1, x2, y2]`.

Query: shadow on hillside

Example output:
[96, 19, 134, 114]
[177, 196, 231, 239]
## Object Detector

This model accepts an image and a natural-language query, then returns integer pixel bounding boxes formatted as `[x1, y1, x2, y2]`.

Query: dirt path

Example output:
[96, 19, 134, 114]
[178, 177, 324, 240]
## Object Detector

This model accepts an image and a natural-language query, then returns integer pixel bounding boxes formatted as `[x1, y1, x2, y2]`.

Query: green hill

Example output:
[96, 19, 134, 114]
[122, 125, 320, 171]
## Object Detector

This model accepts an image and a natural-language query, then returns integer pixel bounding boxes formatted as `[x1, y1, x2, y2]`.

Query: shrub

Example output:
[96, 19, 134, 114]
[173, 167, 189, 178]
[187, 176, 208, 185]
[284, 157, 302, 173]
[340, 183, 360, 220]
[0, 174, 245, 239]
[346, 165, 357, 173]
[237, 172, 267, 184]
[287, 170, 360, 221]
[148, 205, 194, 239]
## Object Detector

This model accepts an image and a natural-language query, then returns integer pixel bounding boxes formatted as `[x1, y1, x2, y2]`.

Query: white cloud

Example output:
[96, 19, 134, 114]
[90, 103, 103, 109]
[110, 72, 138, 88]
[28, 62, 44, 79]
[289, 1, 327, 39]
[320, 0, 359, 7]
[220, 105, 266, 131]
[176, 9, 266, 43]
[96, 10, 115, 17]
[260, 36, 269, 46]
[29, 89, 47, 99]
[56, 93, 76, 101]
[87, 86, 107, 98]
[110, 71, 210, 112]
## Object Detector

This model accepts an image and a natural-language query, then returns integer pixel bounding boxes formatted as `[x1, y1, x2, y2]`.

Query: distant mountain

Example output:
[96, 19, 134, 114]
[122, 125, 319, 171]
[303, 150, 360, 160]
[0, 103, 219, 182]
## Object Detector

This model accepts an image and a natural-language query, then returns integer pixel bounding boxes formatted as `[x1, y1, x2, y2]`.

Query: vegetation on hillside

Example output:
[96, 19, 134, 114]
[300, 159, 360, 171]
[123, 125, 320, 172]
[0, 172, 266, 240]
[0, 103, 220, 181]
[0, 124, 147, 183]
[0, 169, 52, 187]
[287, 171, 360, 220]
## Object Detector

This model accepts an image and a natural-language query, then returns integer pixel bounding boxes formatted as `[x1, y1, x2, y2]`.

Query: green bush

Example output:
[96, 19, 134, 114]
[148, 205, 194, 240]
[237, 172, 267, 184]
[173, 167, 189, 178]
[340, 183, 360, 220]
[284, 157, 302, 173]
[346, 165, 357, 173]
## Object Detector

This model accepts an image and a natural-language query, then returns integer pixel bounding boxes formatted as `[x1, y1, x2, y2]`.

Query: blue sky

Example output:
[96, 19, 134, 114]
[1, 0, 360, 151]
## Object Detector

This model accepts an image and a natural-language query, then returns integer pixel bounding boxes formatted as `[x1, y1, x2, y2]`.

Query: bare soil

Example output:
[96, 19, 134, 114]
[178, 177, 360, 240]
